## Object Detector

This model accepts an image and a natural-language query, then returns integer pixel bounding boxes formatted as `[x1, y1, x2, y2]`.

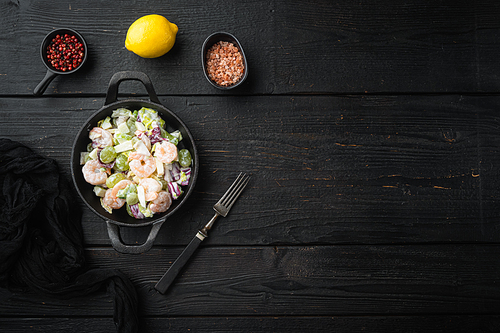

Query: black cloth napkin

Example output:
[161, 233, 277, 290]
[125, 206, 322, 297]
[0, 138, 138, 333]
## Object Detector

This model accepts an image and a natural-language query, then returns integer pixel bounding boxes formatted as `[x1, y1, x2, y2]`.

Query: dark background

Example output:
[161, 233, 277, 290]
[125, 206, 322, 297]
[1, 0, 500, 332]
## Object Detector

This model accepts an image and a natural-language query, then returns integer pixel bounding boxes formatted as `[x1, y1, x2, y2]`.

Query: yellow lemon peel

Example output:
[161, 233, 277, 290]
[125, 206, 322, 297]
[125, 14, 178, 58]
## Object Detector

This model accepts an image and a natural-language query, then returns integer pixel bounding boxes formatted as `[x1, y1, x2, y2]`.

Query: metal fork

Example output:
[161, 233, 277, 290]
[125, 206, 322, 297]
[155, 173, 250, 294]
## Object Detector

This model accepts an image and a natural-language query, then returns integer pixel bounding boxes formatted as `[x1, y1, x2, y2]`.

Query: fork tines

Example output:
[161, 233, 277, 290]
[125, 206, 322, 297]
[215, 172, 250, 216]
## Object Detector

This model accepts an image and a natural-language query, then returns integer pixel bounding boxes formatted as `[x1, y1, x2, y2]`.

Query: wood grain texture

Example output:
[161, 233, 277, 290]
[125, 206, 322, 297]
[1, 245, 500, 318]
[1, 0, 500, 95]
[2, 1, 500, 332]
[1, 95, 499, 246]
[1, 316, 500, 333]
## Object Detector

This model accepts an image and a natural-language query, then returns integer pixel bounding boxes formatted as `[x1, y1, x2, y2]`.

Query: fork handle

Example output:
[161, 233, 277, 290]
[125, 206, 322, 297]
[155, 231, 207, 294]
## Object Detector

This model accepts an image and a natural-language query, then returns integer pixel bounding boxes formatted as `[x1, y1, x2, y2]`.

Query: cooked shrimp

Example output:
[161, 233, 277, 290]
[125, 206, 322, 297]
[82, 160, 108, 185]
[128, 152, 156, 178]
[103, 179, 132, 209]
[89, 127, 113, 148]
[103, 189, 124, 210]
[111, 179, 133, 197]
[155, 141, 178, 164]
[149, 191, 172, 213]
[139, 177, 162, 201]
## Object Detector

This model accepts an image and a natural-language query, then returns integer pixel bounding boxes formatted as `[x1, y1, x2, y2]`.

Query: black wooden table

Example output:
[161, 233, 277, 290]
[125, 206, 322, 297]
[2, 0, 500, 332]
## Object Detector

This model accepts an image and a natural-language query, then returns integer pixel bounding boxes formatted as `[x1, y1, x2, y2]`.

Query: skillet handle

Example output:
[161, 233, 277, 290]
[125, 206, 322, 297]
[106, 220, 165, 254]
[105, 71, 161, 106]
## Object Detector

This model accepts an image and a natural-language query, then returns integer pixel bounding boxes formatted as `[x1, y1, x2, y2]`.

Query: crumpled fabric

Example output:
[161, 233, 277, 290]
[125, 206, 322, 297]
[0, 138, 138, 333]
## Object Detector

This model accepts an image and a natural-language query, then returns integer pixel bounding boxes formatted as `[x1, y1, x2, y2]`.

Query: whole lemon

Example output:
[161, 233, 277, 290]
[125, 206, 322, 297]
[125, 14, 178, 58]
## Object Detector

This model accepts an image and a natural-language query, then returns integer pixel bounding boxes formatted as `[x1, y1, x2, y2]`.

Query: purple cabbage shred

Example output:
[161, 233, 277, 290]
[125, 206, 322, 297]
[170, 162, 181, 181]
[180, 167, 191, 186]
[129, 204, 145, 219]
[168, 182, 183, 200]
[148, 126, 165, 145]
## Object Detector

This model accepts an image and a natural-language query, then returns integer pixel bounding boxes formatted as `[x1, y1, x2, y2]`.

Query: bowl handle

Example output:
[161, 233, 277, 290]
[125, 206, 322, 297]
[104, 71, 161, 106]
[34, 70, 58, 96]
[106, 220, 165, 254]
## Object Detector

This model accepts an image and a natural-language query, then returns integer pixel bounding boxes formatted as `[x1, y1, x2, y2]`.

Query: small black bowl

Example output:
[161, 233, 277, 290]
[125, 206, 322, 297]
[34, 28, 88, 96]
[201, 32, 248, 90]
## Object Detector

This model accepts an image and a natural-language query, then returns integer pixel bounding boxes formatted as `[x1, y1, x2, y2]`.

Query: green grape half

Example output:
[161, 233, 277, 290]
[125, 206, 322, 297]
[100, 146, 117, 163]
[178, 149, 192, 167]
[114, 153, 130, 171]
[106, 173, 125, 188]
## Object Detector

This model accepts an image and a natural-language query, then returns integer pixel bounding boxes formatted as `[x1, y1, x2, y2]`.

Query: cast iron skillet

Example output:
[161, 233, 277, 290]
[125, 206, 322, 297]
[71, 71, 198, 254]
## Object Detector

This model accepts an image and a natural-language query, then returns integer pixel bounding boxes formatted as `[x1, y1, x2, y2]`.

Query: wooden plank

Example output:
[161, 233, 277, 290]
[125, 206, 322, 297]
[1, 316, 500, 333]
[1, 95, 499, 245]
[273, 1, 500, 94]
[0, 318, 116, 332]
[1, 245, 500, 317]
[1, 1, 500, 95]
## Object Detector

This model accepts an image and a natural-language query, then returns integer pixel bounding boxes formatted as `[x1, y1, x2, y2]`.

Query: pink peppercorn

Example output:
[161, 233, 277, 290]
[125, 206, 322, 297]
[46, 33, 84, 72]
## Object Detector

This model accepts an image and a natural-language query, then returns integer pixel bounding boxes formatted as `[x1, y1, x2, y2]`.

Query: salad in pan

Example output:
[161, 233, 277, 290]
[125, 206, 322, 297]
[80, 107, 192, 219]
